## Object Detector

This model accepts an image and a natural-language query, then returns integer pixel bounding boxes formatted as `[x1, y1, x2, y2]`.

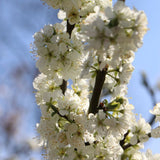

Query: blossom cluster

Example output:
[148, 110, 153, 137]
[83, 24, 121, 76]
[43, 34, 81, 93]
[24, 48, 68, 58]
[32, 0, 160, 159]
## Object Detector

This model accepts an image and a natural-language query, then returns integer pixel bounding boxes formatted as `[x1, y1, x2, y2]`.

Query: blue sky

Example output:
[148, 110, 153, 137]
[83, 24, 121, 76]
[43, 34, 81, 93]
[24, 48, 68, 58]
[125, 0, 160, 153]
[0, 0, 160, 158]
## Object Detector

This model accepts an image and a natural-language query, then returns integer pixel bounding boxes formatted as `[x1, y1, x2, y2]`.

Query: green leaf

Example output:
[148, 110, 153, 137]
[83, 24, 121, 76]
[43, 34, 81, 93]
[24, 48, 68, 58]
[107, 102, 120, 110]
[91, 72, 96, 78]
[115, 97, 124, 104]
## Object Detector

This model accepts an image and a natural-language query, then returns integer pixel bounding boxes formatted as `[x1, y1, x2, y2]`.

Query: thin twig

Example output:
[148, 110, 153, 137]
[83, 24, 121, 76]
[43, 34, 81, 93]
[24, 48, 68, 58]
[141, 72, 156, 126]
[120, 131, 151, 150]
[47, 102, 74, 123]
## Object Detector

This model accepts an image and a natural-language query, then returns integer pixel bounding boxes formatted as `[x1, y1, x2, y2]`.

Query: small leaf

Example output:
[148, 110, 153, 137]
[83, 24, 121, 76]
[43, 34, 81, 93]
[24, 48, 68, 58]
[115, 97, 124, 104]
[91, 72, 96, 78]
[103, 99, 108, 106]
[107, 102, 119, 110]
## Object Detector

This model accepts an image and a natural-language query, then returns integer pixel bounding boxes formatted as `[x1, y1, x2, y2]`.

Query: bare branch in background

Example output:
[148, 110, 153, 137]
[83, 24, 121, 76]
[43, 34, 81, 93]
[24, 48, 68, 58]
[118, 0, 125, 2]
[0, 0, 51, 158]
[141, 72, 157, 126]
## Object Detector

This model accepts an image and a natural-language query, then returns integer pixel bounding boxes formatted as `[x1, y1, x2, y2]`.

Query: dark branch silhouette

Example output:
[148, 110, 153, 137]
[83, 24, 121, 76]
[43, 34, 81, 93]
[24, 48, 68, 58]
[141, 72, 157, 125]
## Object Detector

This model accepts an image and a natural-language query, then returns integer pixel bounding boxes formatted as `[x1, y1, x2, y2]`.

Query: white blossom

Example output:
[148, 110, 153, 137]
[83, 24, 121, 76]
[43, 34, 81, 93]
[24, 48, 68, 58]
[150, 103, 160, 122]
[151, 126, 160, 138]
[30, 0, 160, 160]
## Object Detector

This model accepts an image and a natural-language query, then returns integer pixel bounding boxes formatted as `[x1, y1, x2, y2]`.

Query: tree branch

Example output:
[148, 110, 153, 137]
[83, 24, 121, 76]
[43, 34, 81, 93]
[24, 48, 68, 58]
[118, 0, 125, 2]
[60, 20, 75, 95]
[120, 131, 151, 150]
[60, 79, 67, 95]
[67, 20, 75, 37]
[141, 72, 156, 126]
[88, 68, 107, 114]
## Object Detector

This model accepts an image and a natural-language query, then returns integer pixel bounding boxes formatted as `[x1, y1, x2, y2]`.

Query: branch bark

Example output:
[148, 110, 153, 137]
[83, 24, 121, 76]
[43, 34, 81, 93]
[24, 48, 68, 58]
[60, 20, 75, 95]
[88, 68, 107, 114]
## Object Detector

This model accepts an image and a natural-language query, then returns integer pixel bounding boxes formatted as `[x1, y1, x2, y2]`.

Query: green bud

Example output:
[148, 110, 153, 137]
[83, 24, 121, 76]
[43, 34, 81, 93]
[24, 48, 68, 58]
[103, 99, 108, 106]
[108, 17, 119, 28]
[115, 97, 124, 104]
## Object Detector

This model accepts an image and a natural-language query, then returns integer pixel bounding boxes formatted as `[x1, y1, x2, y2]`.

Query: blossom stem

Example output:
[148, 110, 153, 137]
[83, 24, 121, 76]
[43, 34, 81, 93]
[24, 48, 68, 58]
[107, 68, 119, 73]
[88, 68, 107, 114]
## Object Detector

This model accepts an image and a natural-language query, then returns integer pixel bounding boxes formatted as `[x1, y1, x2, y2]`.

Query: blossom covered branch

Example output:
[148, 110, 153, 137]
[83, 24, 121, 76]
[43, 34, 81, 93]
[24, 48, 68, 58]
[31, 0, 160, 159]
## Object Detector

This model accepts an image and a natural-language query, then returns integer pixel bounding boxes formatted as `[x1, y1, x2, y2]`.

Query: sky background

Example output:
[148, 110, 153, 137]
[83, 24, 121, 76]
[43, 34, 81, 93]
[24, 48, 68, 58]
[0, 0, 160, 159]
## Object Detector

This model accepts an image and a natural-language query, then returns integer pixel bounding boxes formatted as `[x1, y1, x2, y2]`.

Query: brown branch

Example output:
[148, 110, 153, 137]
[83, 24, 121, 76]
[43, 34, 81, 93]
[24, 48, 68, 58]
[60, 20, 75, 95]
[88, 68, 107, 114]
[120, 132, 151, 150]
[67, 20, 75, 37]
[119, 131, 130, 149]
[60, 79, 67, 95]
